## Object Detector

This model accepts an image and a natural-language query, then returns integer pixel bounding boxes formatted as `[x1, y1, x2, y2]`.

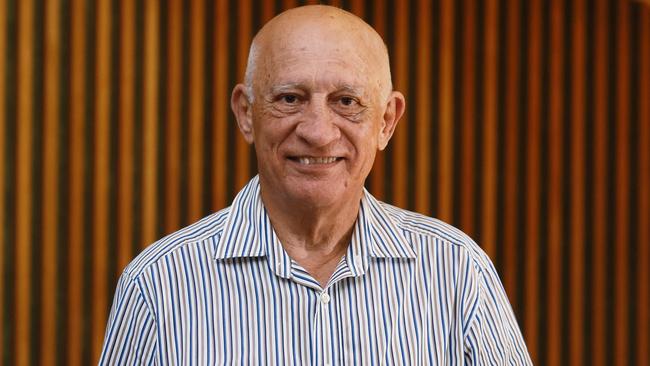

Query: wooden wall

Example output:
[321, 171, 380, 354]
[1, 0, 648, 365]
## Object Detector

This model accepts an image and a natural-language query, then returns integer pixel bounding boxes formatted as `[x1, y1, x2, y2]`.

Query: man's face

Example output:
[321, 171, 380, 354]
[234, 22, 402, 209]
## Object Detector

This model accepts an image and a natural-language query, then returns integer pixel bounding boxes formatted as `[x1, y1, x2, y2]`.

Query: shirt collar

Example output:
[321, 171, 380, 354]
[214, 176, 416, 267]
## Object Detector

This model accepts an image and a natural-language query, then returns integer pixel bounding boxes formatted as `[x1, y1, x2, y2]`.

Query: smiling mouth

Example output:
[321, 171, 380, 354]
[289, 156, 342, 165]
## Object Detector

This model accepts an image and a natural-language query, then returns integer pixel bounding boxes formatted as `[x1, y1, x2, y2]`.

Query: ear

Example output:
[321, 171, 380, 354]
[231, 83, 255, 144]
[377, 91, 406, 150]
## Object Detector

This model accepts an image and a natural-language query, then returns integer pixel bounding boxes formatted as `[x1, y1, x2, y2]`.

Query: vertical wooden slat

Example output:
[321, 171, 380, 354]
[142, 0, 160, 247]
[392, 0, 408, 208]
[524, 0, 542, 361]
[235, 0, 251, 189]
[614, 2, 630, 365]
[0, 0, 7, 362]
[165, 0, 182, 232]
[282, 0, 297, 11]
[502, 0, 521, 308]
[67, 0, 86, 362]
[92, 0, 111, 361]
[369, 0, 386, 200]
[480, 0, 499, 257]
[569, 0, 586, 364]
[636, 7, 650, 366]
[15, 0, 34, 364]
[459, 0, 475, 235]
[414, 0, 431, 215]
[188, 0, 205, 221]
[260, 0, 274, 23]
[592, 0, 609, 364]
[212, 0, 228, 210]
[40, 0, 60, 363]
[547, 0, 564, 364]
[437, 0, 453, 221]
[117, 0, 135, 273]
[349, 0, 364, 17]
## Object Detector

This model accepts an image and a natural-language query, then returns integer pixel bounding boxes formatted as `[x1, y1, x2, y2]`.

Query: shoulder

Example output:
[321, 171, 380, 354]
[378, 201, 494, 273]
[122, 206, 232, 279]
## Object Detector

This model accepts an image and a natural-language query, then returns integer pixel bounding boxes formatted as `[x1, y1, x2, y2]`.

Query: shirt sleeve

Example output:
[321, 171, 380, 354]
[99, 272, 158, 365]
[463, 260, 533, 365]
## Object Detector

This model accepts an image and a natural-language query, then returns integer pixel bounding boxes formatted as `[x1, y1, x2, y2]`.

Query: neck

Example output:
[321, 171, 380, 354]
[260, 185, 362, 287]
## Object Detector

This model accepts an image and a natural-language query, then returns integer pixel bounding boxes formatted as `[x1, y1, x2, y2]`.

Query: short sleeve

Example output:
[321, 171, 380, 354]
[463, 260, 533, 365]
[99, 272, 158, 365]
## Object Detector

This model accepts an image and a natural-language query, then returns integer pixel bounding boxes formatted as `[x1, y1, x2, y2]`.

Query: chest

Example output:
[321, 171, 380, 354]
[150, 258, 466, 365]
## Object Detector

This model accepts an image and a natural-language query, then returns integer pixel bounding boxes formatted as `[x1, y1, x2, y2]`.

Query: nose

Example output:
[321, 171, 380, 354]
[294, 99, 341, 147]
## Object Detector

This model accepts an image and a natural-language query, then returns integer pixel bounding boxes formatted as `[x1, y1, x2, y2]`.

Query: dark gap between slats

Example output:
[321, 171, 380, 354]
[451, 0, 463, 227]
[605, 2, 617, 365]
[583, 2, 595, 363]
[226, 0, 237, 203]
[155, 0, 167, 240]
[428, 0, 440, 218]
[538, 0, 551, 363]
[203, 0, 216, 215]
[560, 1, 574, 364]
[132, 0, 145, 258]
[516, 0, 529, 332]
[180, 0, 191, 228]
[107, 0, 120, 311]
[627, 7, 641, 365]
[406, 0, 417, 213]
[57, 1, 72, 365]
[473, 0, 486, 246]
[31, 0, 46, 363]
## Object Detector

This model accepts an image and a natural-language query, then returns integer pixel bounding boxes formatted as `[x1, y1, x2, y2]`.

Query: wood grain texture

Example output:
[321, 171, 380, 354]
[569, 0, 586, 364]
[189, 0, 205, 222]
[41, 0, 61, 363]
[524, 0, 542, 361]
[213, 0, 229, 209]
[415, 0, 431, 215]
[91, 0, 112, 361]
[142, 0, 160, 247]
[16, 0, 34, 364]
[614, 1, 630, 364]
[67, 1, 87, 362]
[164, 0, 183, 232]
[592, 0, 609, 364]
[502, 0, 521, 312]
[118, 0, 136, 274]
[547, 1, 564, 364]
[0, 0, 7, 363]
[480, 0, 499, 258]
[637, 9, 650, 366]
[437, 0, 454, 222]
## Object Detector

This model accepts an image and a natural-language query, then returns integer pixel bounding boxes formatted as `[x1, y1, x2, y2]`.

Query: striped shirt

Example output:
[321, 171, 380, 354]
[99, 176, 532, 365]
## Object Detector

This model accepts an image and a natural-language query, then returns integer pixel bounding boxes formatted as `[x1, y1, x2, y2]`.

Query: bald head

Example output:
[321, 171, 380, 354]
[244, 5, 393, 100]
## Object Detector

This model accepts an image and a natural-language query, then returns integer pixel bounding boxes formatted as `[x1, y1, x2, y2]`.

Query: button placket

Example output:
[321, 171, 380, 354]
[320, 289, 333, 366]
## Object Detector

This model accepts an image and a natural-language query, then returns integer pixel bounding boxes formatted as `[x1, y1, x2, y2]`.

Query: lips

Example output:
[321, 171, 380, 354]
[289, 156, 342, 165]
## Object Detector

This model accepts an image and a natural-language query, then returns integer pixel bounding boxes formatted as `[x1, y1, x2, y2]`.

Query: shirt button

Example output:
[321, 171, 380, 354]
[321, 292, 331, 304]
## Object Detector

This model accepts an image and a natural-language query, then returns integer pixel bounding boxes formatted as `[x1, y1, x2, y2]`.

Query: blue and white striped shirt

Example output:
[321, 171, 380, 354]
[100, 176, 532, 365]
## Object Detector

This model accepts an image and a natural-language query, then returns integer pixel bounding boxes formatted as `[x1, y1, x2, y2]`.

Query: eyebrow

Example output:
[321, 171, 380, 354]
[268, 83, 365, 96]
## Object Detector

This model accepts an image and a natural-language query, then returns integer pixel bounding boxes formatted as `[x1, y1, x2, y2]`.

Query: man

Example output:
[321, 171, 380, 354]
[100, 5, 532, 365]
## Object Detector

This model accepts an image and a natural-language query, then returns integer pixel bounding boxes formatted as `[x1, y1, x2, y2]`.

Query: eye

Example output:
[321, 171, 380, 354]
[280, 94, 299, 104]
[339, 96, 357, 106]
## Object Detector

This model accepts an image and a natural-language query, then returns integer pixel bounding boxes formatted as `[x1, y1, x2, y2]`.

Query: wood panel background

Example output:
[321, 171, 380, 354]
[1, 0, 648, 365]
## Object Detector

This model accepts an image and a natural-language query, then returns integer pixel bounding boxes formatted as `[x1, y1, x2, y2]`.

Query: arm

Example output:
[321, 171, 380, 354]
[463, 260, 532, 365]
[99, 272, 158, 365]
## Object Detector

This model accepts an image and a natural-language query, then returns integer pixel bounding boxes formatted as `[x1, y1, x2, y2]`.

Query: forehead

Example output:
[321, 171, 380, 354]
[256, 38, 381, 94]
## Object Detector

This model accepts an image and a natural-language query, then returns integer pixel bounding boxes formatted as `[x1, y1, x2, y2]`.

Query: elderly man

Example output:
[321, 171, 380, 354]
[100, 5, 531, 365]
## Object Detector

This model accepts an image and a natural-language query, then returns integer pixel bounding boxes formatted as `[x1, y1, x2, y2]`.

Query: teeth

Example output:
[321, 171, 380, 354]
[297, 157, 338, 165]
